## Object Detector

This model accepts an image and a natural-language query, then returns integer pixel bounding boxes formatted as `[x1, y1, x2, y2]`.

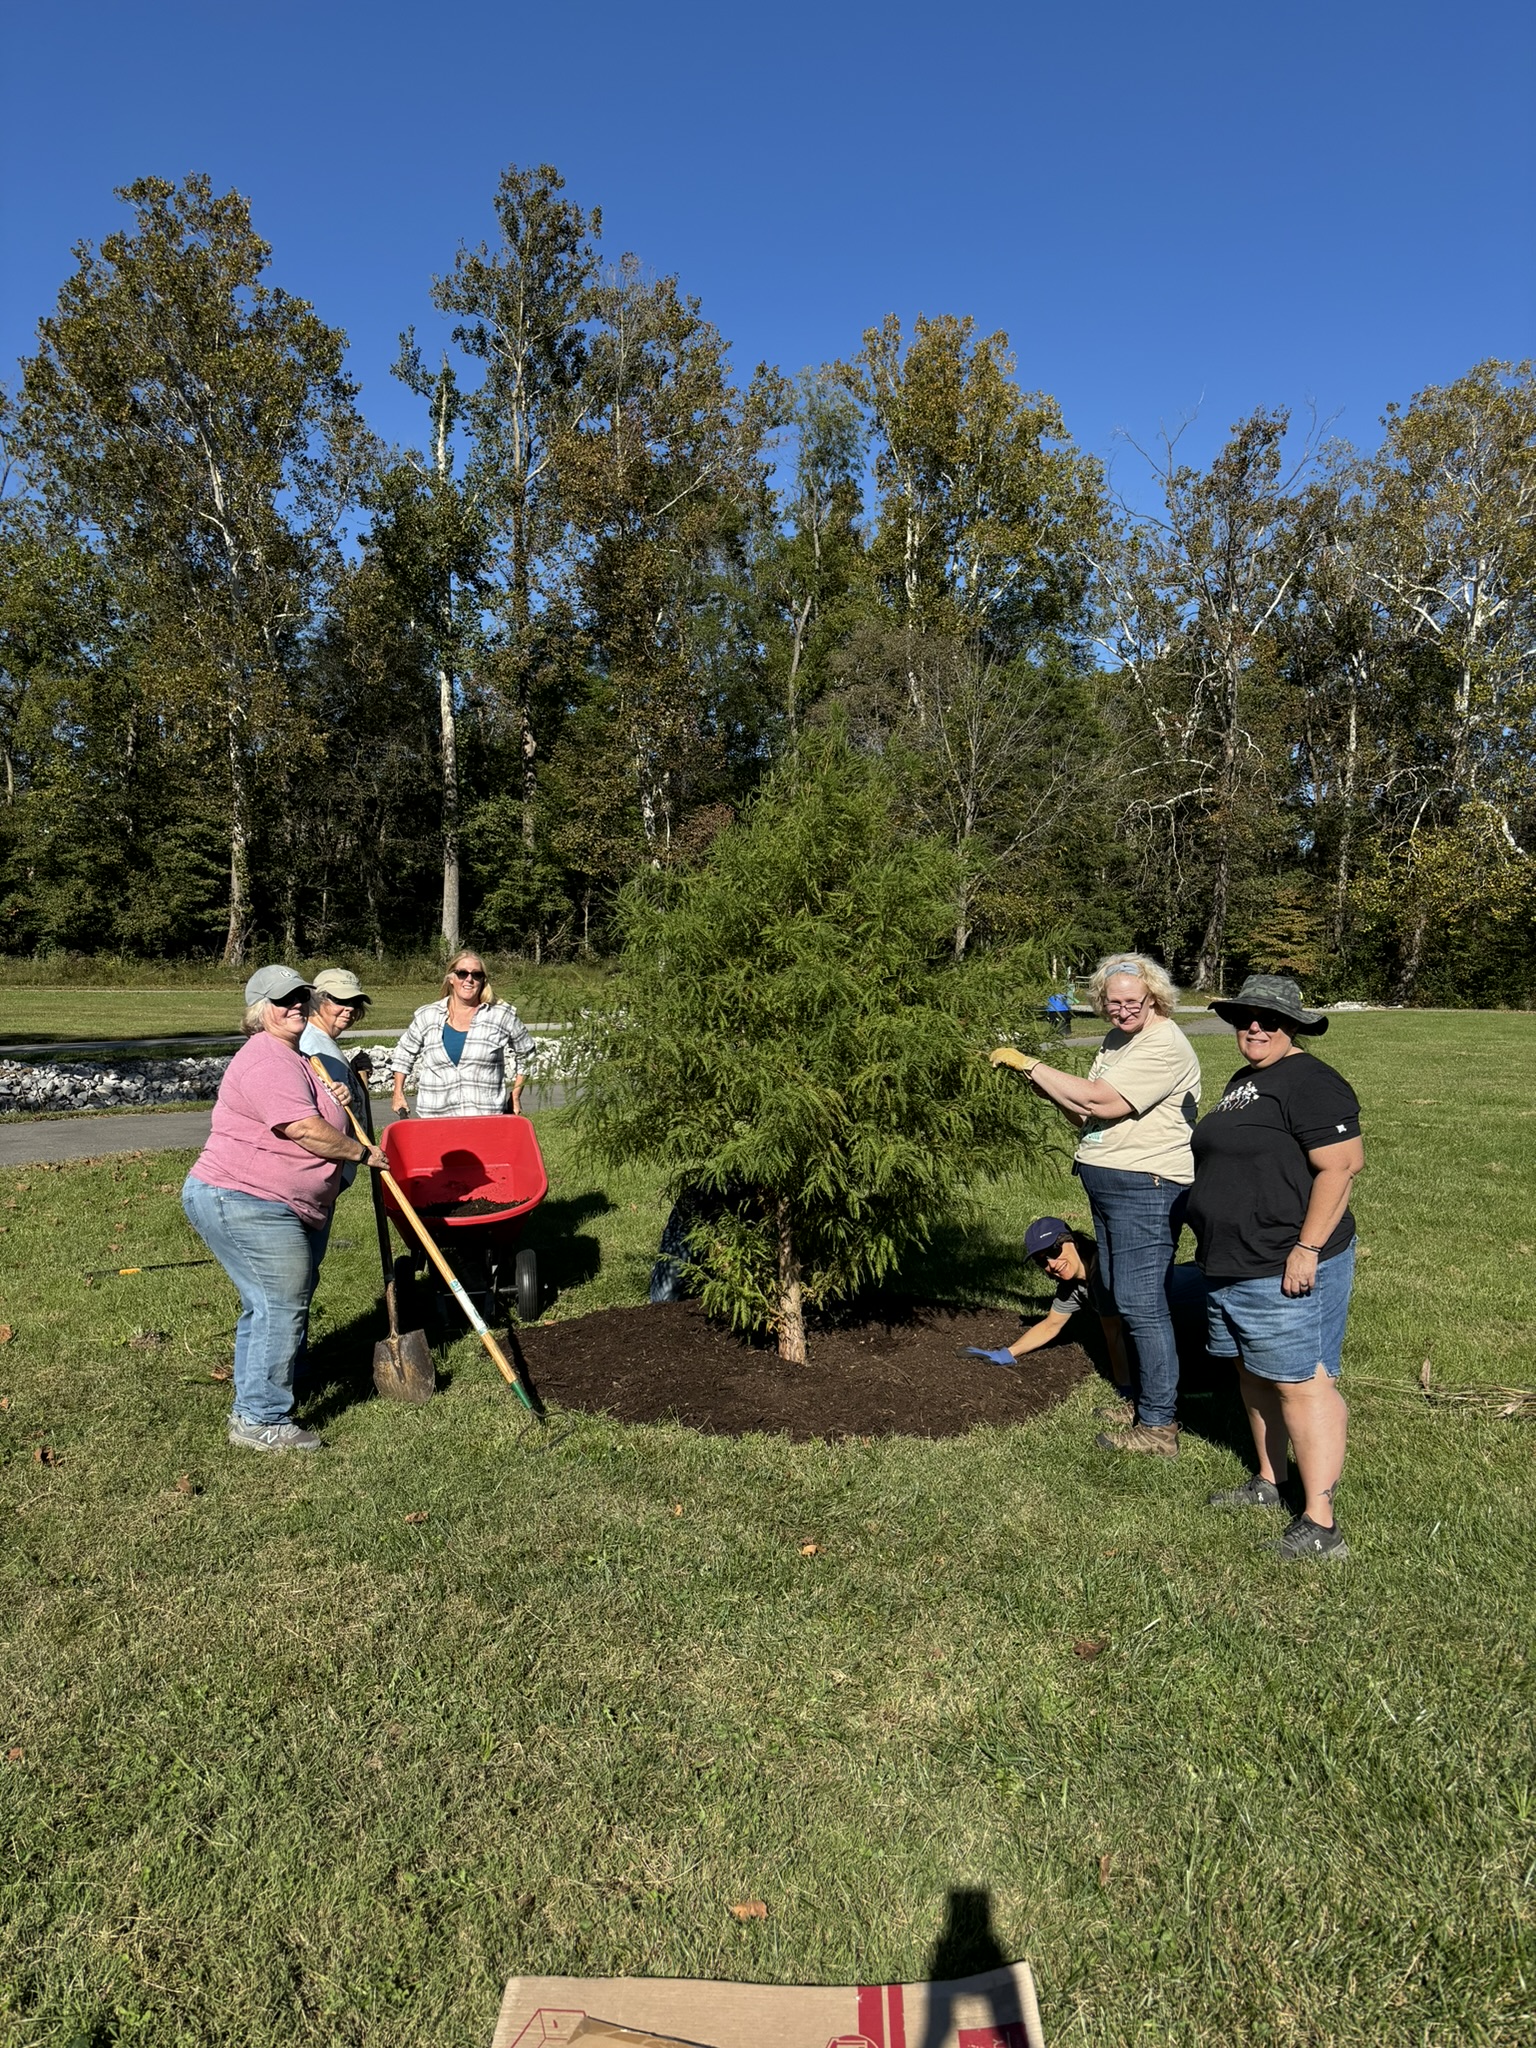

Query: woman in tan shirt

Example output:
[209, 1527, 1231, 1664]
[992, 953, 1201, 1455]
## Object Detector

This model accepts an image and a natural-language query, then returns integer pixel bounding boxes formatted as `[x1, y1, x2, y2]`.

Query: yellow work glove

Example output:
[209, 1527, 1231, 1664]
[989, 1046, 1040, 1075]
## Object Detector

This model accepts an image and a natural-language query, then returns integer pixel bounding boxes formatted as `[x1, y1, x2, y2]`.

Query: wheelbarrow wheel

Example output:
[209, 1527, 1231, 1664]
[515, 1248, 539, 1323]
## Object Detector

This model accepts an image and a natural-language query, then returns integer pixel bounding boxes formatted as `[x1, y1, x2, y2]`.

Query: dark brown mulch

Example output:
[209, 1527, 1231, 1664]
[513, 1297, 1096, 1441]
[416, 1196, 516, 1217]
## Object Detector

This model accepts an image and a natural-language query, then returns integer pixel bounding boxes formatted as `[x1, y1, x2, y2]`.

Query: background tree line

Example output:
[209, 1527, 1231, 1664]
[1, 167, 1533, 1002]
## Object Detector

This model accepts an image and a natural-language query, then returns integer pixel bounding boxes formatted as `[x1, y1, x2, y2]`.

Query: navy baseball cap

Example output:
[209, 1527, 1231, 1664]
[1024, 1216, 1073, 1258]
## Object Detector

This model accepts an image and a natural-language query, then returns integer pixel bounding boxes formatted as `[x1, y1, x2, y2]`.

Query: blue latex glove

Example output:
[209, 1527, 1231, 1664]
[962, 1346, 1018, 1367]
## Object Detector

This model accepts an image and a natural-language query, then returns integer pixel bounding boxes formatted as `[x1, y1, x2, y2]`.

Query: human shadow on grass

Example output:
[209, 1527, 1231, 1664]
[297, 1305, 454, 1428]
[919, 1887, 1028, 2046]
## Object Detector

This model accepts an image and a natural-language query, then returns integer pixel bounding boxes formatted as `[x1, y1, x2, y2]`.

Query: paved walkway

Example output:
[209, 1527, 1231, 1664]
[0, 1083, 571, 1168]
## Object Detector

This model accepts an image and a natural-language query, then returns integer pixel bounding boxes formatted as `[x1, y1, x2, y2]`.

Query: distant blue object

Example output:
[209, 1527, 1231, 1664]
[963, 1346, 1018, 1366]
[1044, 992, 1072, 1033]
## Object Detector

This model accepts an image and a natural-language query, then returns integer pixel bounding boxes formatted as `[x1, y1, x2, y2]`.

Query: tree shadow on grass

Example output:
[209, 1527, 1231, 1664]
[515, 1190, 616, 1303]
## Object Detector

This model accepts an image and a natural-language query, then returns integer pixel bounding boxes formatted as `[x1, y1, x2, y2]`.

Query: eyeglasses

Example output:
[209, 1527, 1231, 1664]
[1106, 997, 1148, 1015]
[451, 969, 485, 982]
[1233, 1011, 1288, 1033]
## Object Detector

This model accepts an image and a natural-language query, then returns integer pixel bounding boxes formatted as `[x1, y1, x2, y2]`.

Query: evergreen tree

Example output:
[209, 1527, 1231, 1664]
[578, 731, 1048, 1360]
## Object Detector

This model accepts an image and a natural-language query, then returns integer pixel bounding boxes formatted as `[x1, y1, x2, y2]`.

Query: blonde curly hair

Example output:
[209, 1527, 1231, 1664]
[1087, 951, 1179, 1020]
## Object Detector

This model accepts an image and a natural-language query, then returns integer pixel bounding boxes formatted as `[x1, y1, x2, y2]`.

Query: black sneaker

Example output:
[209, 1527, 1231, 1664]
[1208, 1476, 1284, 1511]
[1271, 1512, 1349, 1562]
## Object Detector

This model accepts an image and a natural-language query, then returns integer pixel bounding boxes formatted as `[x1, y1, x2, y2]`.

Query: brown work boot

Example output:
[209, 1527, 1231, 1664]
[1093, 1387, 1136, 1427]
[1095, 1421, 1179, 1458]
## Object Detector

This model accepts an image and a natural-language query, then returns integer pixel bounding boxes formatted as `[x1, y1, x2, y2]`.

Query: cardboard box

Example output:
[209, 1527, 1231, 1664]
[492, 1964, 1044, 2048]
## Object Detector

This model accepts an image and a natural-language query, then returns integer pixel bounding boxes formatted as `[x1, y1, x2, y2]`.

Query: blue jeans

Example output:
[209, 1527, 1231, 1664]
[182, 1177, 327, 1426]
[1075, 1163, 1189, 1428]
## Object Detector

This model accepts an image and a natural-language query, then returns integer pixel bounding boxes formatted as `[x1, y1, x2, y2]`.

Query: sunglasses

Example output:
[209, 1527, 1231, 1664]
[270, 992, 309, 1011]
[1233, 1011, 1288, 1033]
[451, 969, 485, 982]
[1032, 1242, 1069, 1267]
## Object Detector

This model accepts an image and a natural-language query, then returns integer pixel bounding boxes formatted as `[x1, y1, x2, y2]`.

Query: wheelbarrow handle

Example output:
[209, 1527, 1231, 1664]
[310, 1059, 541, 1420]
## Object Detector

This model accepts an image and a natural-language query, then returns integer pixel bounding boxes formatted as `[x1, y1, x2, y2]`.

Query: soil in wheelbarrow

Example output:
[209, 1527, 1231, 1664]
[514, 1298, 1099, 1441]
[415, 1197, 519, 1218]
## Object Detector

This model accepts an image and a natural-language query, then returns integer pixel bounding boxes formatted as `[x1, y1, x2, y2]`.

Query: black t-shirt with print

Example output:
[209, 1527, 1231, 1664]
[1187, 1052, 1362, 1281]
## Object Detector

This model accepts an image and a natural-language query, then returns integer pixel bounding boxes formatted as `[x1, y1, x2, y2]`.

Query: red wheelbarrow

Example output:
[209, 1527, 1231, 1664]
[381, 1114, 548, 1325]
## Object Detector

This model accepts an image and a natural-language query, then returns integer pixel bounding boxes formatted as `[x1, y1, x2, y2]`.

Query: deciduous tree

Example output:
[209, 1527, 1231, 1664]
[10, 175, 367, 963]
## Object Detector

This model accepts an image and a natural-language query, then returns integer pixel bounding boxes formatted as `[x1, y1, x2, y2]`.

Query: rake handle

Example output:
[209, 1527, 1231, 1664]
[309, 1059, 539, 1416]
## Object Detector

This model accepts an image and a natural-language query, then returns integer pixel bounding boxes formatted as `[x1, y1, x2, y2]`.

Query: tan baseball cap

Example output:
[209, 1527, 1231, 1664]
[311, 967, 368, 1002]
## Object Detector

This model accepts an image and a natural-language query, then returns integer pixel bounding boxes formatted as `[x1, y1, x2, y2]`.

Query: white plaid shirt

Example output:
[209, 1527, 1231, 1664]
[389, 999, 537, 1117]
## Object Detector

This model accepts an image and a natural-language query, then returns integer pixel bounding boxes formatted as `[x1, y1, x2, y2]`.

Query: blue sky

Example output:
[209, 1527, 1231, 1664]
[3, 0, 1532, 508]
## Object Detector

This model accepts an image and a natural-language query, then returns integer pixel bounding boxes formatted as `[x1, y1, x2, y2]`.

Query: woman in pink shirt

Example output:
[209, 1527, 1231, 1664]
[182, 965, 383, 1453]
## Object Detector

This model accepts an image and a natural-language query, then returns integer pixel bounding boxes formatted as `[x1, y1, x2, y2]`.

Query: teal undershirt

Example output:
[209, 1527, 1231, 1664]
[441, 1023, 468, 1067]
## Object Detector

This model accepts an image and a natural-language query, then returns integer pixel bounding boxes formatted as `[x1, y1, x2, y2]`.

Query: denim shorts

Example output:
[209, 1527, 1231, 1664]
[1205, 1243, 1355, 1383]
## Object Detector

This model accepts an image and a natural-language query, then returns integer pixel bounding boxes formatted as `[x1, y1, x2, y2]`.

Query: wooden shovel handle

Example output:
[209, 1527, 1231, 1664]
[310, 1059, 537, 1412]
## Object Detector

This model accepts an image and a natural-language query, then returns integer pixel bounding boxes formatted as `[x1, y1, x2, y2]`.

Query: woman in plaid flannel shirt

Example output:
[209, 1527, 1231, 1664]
[389, 951, 537, 1118]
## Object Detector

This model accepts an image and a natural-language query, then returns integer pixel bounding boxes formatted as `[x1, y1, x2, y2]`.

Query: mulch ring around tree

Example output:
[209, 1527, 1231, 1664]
[513, 1298, 1097, 1441]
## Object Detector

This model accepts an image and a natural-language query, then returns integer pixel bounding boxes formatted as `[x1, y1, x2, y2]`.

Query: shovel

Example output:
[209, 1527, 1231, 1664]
[348, 1051, 435, 1404]
[321, 1058, 543, 1422]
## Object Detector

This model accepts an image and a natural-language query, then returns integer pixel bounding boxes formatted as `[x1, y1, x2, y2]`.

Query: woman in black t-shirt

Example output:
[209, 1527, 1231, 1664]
[1187, 976, 1365, 1562]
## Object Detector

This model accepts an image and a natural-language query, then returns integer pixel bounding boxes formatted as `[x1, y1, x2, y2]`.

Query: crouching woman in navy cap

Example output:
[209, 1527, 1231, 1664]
[965, 1215, 1205, 1427]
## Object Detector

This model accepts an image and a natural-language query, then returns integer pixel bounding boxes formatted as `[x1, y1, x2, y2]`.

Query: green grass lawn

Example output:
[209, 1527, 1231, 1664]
[0, 963, 608, 1047]
[1, 1015, 1533, 2046]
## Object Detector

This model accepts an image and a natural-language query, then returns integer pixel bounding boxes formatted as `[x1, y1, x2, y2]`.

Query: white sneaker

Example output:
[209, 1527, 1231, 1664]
[227, 1416, 323, 1452]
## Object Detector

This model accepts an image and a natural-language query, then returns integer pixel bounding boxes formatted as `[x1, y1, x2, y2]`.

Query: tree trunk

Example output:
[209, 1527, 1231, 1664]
[1395, 911, 1427, 1005]
[1194, 666, 1241, 992]
[439, 659, 460, 951]
[1333, 663, 1360, 953]
[776, 1199, 807, 1364]
[221, 701, 251, 967]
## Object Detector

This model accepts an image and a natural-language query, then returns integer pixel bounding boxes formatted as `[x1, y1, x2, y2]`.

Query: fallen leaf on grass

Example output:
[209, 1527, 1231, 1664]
[671, 1503, 684, 1516]
[799, 1541, 820, 1556]
[0, 1327, 13, 1345]
[1073, 1638, 1109, 1660]
[1420, 1358, 1433, 1391]
[1098, 1853, 1113, 1887]
[175, 1474, 201, 1496]
[0, 1397, 9, 1410]
[208, 1368, 231, 1383]
[156, 1184, 177, 1193]
[5, 1747, 21, 1763]
[404, 1510, 429, 1525]
[128, 1330, 168, 1349]
[33, 1446, 58, 1467]
[2, 1201, 15, 1211]
[729, 1901, 767, 1921]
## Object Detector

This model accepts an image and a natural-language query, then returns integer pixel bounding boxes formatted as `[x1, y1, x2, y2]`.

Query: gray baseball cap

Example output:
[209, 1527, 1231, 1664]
[243, 963, 310, 1006]
[311, 967, 368, 1002]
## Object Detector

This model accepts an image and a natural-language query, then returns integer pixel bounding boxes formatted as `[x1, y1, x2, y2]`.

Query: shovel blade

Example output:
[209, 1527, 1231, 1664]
[373, 1327, 436, 1404]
